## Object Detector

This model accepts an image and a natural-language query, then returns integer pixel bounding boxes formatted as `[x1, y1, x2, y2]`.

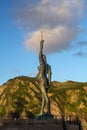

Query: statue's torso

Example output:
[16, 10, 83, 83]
[37, 64, 48, 85]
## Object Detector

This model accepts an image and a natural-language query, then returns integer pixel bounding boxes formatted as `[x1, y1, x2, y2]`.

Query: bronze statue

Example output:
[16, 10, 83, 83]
[36, 40, 52, 115]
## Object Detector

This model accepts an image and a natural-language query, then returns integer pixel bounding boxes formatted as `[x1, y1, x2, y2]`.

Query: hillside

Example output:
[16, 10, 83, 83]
[0, 76, 87, 123]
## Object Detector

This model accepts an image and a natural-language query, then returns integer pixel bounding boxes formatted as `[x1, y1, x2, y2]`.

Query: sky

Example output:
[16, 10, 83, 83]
[0, 0, 87, 85]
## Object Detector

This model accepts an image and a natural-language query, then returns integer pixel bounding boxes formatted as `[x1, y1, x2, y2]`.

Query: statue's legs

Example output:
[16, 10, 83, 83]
[40, 92, 50, 114]
[47, 97, 51, 114]
[39, 94, 45, 115]
[37, 85, 46, 116]
[40, 85, 49, 114]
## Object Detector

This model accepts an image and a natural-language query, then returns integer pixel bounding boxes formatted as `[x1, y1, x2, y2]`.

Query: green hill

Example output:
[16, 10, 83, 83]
[0, 76, 87, 123]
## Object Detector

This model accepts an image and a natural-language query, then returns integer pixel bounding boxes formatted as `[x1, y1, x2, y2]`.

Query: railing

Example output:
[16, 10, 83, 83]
[0, 116, 86, 127]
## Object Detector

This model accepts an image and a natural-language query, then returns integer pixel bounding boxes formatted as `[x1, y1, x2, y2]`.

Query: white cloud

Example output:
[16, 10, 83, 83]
[25, 26, 81, 53]
[14, 0, 85, 54]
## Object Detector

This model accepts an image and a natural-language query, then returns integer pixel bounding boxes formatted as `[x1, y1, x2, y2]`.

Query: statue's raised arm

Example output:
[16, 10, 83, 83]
[39, 40, 44, 65]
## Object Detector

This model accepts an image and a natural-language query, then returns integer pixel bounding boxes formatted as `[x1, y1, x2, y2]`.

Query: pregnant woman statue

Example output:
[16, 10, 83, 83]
[36, 40, 52, 116]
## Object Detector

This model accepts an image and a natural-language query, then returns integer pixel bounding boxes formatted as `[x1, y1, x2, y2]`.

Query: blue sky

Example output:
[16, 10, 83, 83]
[0, 0, 87, 85]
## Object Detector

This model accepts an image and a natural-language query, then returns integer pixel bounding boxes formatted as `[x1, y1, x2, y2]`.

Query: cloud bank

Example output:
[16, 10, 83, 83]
[14, 0, 85, 54]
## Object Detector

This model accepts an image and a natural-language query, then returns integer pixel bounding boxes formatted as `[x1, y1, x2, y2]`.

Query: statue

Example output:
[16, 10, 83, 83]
[36, 40, 52, 116]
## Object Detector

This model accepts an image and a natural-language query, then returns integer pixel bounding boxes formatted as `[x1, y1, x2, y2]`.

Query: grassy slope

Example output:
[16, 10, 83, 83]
[0, 76, 87, 123]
